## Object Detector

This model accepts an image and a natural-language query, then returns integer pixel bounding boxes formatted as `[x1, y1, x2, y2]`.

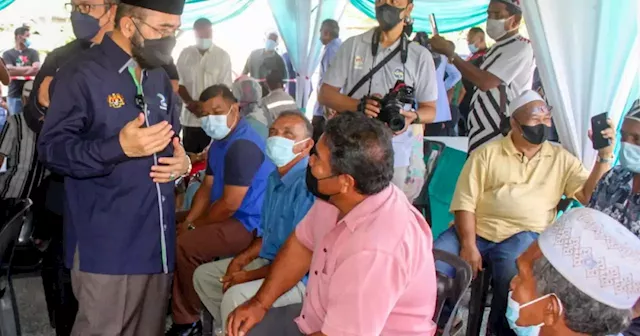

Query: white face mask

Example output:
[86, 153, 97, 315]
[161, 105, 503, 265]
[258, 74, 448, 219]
[200, 106, 236, 140]
[196, 38, 212, 51]
[486, 17, 511, 40]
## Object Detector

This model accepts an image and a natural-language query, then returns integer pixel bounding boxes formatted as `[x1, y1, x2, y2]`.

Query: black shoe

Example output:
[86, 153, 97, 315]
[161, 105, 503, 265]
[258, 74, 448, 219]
[166, 321, 202, 336]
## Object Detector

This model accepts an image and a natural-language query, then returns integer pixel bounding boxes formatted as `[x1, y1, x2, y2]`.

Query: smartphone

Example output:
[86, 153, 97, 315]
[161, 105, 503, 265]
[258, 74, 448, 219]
[429, 14, 439, 35]
[591, 112, 611, 150]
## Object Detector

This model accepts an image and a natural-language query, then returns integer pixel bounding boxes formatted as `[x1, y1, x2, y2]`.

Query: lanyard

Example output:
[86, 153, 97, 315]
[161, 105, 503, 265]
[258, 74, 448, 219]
[126, 66, 169, 273]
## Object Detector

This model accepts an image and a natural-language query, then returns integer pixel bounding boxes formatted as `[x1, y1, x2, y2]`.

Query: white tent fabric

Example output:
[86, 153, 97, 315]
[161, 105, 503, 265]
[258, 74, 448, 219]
[268, 0, 348, 110]
[523, 0, 640, 164]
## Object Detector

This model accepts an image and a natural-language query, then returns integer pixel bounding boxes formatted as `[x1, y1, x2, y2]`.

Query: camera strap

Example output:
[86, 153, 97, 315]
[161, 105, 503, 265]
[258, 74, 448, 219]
[347, 31, 403, 98]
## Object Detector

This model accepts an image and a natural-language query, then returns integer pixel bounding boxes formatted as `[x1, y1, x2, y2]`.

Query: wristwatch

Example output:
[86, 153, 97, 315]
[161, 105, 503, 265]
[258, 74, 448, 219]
[182, 155, 192, 177]
[186, 221, 196, 231]
[597, 155, 614, 164]
[411, 110, 421, 124]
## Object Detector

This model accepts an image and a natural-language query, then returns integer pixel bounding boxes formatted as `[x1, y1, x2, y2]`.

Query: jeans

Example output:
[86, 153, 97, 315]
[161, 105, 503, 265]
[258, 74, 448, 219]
[434, 227, 539, 336]
[7, 97, 23, 115]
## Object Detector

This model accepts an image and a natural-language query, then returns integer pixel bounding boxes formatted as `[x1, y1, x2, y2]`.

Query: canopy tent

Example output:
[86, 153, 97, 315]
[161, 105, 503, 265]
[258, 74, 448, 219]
[0, 0, 636, 165]
[524, 0, 640, 164]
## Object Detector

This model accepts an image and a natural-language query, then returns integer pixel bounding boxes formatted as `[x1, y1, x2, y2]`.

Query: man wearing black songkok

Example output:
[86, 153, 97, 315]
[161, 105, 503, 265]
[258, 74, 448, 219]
[37, 0, 188, 335]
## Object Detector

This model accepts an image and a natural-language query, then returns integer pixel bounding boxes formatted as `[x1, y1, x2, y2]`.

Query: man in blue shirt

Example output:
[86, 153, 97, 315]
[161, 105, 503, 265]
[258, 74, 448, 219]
[38, 1, 189, 335]
[312, 19, 341, 143]
[169, 84, 276, 335]
[192, 111, 314, 334]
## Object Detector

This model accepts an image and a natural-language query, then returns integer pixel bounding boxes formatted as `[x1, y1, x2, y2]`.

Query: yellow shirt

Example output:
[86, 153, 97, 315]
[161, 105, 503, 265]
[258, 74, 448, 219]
[450, 135, 589, 242]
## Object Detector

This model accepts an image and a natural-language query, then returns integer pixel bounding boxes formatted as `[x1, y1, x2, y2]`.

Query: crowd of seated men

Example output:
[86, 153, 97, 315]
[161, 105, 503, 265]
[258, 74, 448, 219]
[2, 72, 639, 336]
[166, 82, 640, 336]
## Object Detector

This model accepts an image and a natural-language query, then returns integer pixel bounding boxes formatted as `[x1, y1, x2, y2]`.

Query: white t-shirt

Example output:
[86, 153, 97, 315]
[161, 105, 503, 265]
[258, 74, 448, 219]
[467, 34, 535, 152]
[177, 44, 233, 127]
[323, 29, 438, 168]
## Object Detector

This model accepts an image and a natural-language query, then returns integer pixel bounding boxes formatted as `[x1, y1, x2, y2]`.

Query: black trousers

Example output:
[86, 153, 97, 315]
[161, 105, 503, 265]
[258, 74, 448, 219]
[183, 126, 211, 154]
[312, 116, 326, 144]
[39, 210, 77, 336]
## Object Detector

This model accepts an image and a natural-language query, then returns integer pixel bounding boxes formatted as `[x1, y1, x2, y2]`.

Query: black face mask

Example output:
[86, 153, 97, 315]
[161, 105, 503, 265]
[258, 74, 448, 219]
[305, 166, 339, 202]
[520, 123, 550, 145]
[375, 4, 405, 32]
[131, 31, 176, 69]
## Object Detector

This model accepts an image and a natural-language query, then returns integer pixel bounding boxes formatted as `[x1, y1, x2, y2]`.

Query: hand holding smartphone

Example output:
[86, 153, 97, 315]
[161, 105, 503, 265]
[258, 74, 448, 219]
[590, 112, 611, 150]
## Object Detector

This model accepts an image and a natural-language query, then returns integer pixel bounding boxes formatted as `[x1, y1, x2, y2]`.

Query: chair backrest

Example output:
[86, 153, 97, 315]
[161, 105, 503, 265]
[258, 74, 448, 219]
[427, 146, 467, 239]
[414, 140, 446, 221]
[433, 249, 473, 336]
[0, 199, 33, 267]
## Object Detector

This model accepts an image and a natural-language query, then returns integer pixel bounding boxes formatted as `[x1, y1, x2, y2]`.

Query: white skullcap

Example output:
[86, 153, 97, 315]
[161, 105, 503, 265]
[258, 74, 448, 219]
[22, 80, 33, 98]
[508, 90, 544, 116]
[539, 208, 640, 309]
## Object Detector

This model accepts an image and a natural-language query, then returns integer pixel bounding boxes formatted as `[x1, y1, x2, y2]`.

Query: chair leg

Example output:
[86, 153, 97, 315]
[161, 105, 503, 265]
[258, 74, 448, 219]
[9, 277, 21, 336]
[466, 270, 490, 336]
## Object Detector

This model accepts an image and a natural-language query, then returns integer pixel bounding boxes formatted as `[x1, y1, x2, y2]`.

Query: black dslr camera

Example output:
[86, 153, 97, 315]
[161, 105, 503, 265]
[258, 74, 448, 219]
[361, 80, 416, 132]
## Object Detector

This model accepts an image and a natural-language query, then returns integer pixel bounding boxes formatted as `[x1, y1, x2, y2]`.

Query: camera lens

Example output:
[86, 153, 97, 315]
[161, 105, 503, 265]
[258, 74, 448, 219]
[389, 115, 406, 132]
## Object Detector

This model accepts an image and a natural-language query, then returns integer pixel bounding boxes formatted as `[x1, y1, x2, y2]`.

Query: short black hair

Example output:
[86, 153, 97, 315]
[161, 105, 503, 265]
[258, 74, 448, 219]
[469, 27, 485, 36]
[266, 71, 284, 90]
[199, 84, 237, 103]
[276, 111, 313, 138]
[194, 18, 212, 29]
[115, 3, 146, 28]
[14, 26, 29, 37]
[268, 32, 278, 42]
[323, 112, 394, 195]
[321, 19, 340, 39]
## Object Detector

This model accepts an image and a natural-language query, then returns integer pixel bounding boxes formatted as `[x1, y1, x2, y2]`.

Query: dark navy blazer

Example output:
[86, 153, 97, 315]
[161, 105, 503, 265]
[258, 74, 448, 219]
[38, 35, 179, 275]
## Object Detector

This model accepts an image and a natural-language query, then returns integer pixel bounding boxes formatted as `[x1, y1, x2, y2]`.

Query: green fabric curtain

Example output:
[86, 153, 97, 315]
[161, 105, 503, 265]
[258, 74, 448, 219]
[181, 0, 256, 28]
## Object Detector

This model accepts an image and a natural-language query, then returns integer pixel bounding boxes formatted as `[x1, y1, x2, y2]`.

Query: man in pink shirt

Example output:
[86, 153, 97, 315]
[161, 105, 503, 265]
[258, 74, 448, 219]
[226, 112, 438, 336]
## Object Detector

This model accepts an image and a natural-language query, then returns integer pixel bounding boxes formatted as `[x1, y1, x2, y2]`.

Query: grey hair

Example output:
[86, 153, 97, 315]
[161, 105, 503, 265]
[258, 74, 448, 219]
[321, 19, 340, 38]
[533, 255, 632, 336]
[276, 111, 313, 139]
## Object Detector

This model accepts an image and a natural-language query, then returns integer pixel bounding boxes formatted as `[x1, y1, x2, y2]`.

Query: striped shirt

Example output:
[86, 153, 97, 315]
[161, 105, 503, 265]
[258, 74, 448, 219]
[0, 113, 47, 199]
[261, 88, 298, 124]
[467, 34, 535, 152]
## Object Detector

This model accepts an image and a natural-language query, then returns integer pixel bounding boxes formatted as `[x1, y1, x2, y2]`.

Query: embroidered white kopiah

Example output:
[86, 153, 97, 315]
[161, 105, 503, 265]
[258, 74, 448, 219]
[538, 208, 640, 309]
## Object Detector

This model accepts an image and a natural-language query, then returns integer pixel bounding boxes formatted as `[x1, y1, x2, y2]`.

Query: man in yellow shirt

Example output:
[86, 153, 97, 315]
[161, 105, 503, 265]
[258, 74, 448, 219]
[434, 90, 615, 336]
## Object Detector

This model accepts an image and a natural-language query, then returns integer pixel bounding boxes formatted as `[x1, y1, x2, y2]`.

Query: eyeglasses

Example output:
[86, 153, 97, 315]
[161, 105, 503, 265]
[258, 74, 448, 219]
[133, 17, 182, 39]
[64, 2, 112, 14]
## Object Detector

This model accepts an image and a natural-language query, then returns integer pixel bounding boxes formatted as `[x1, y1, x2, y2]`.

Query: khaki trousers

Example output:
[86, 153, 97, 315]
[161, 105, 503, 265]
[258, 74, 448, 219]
[70, 270, 171, 336]
[193, 257, 306, 332]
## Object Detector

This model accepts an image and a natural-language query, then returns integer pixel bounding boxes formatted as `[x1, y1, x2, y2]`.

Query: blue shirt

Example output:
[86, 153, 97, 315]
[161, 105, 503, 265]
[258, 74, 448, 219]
[258, 157, 314, 261]
[38, 36, 179, 275]
[314, 38, 342, 116]
[433, 54, 462, 123]
[207, 118, 275, 235]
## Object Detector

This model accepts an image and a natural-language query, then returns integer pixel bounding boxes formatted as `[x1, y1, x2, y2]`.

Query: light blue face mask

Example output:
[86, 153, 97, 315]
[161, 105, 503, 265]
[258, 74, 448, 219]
[266, 136, 309, 167]
[201, 107, 236, 140]
[619, 142, 640, 174]
[265, 39, 277, 51]
[506, 291, 563, 336]
[468, 43, 479, 54]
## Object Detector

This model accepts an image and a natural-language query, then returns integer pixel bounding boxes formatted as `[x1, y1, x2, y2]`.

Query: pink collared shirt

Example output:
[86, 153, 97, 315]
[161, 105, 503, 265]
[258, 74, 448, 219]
[294, 185, 437, 336]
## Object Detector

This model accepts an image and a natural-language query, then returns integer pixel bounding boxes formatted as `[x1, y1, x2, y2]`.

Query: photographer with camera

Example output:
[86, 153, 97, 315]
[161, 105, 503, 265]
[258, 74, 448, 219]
[317, 0, 437, 201]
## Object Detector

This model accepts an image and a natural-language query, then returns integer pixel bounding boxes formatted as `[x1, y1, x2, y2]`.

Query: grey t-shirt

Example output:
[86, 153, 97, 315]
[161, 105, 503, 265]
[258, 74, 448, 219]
[243, 49, 288, 81]
[323, 28, 438, 167]
[2, 48, 40, 98]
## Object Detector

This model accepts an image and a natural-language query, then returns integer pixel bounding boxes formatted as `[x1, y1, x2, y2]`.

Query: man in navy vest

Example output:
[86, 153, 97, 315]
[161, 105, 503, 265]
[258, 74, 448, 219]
[38, 0, 189, 334]
[168, 84, 276, 335]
